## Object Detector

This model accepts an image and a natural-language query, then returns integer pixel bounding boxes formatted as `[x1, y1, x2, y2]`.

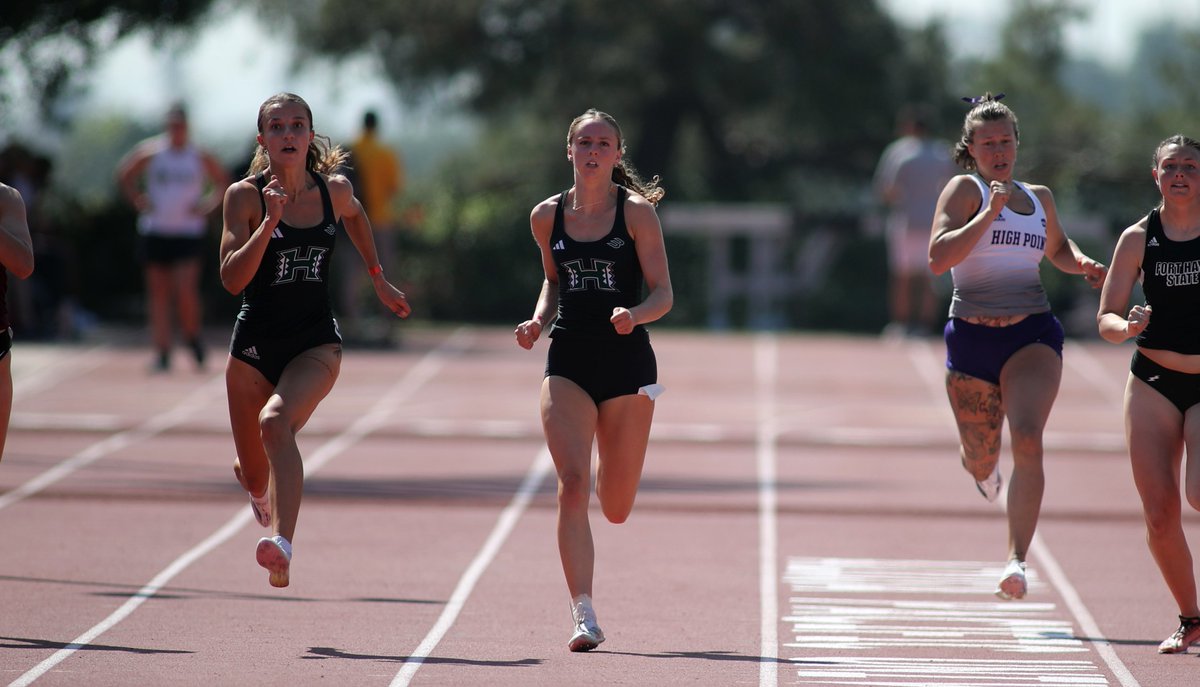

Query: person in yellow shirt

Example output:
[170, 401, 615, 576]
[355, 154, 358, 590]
[340, 110, 405, 343]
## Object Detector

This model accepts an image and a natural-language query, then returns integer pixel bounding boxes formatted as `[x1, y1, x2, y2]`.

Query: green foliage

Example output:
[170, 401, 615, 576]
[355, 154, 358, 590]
[1, 0, 217, 119]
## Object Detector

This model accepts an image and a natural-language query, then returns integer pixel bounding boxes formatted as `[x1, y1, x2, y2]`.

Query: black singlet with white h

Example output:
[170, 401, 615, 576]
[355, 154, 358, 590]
[238, 171, 342, 336]
[549, 186, 644, 339]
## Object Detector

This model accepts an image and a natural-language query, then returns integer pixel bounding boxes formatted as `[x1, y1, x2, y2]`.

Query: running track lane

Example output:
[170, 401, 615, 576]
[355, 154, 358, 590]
[0, 328, 1195, 685]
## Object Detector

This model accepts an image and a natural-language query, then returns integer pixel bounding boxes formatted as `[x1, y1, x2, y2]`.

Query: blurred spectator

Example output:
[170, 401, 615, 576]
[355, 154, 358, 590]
[117, 103, 229, 371]
[0, 145, 85, 340]
[339, 109, 405, 345]
[873, 104, 956, 338]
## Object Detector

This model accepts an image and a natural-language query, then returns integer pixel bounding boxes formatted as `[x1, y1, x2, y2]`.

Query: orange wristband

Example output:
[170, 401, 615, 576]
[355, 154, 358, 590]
[368, 264, 383, 277]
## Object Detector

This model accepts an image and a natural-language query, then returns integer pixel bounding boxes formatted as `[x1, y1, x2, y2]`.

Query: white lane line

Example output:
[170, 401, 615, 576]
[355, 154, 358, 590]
[756, 333, 779, 687]
[0, 372, 227, 512]
[904, 338, 1141, 687]
[389, 447, 553, 687]
[1029, 536, 1141, 686]
[8, 328, 474, 687]
[12, 344, 111, 400]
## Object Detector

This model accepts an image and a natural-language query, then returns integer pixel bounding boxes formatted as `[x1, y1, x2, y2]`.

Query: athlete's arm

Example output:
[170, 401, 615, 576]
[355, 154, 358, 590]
[0, 184, 34, 279]
[1097, 219, 1149, 343]
[115, 141, 155, 213]
[197, 150, 232, 216]
[331, 174, 411, 318]
[219, 178, 278, 294]
[515, 198, 560, 350]
[1035, 185, 1106, 288]
[928, 174, 1002, 275]
[617, 194, 672, 334]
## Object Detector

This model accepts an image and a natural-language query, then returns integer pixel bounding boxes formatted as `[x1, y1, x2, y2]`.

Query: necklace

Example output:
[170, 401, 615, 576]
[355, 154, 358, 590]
[571, 192, 612, 212]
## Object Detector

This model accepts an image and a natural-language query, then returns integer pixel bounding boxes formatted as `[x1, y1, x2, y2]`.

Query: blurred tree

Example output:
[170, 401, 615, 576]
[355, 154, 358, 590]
[958, 0, 1102, 204]
[0, 0, 214, 122]
[283, 0, 908, 202]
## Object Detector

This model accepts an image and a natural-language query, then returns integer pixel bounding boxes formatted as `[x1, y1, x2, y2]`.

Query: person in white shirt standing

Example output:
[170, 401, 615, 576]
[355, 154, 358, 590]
[118, 103, 229, 372]
[873, 104, 957, 337]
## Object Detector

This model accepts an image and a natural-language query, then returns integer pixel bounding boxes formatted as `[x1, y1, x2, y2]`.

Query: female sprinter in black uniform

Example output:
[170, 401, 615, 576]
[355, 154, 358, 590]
[220, 93, 410, 587]
[1098, 135, 1200, 653]
[515, 109, 673, 651]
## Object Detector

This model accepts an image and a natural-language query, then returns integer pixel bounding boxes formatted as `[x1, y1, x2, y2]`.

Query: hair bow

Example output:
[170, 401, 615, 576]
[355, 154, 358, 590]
[961, 93, 1006, 105]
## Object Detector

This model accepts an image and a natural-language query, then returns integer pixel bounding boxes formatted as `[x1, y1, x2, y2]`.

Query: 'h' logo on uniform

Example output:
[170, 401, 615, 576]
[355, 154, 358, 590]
[274, 246, 328, 284]
[562, 258, 617, 292]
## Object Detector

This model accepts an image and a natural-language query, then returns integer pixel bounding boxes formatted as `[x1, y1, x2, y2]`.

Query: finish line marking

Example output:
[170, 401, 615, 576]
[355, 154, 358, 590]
[782, 557, 1109, 685]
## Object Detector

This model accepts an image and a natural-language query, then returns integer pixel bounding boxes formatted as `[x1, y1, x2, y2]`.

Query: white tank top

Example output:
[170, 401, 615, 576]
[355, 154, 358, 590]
[948, 175, 1050, 318]
[139, 141, 208, 237]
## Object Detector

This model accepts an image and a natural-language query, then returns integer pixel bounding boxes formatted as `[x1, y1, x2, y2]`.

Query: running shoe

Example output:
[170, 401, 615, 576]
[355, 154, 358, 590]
[975, 466, 1003, 502]
[1158, 615, 1200, 654]
[256, 535, 291, 588]
[568, 599, 605, 652]
[248, 491, 271, 528]
[995, 558, 1027, 600]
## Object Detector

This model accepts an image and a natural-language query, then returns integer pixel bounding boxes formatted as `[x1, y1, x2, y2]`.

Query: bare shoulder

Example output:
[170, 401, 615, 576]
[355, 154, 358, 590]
[623, 190, 660, 222]
[224, 177, 261, 211]
[1023, 182, 1056, 205]
[0, 183, 22, 207]
[530, 193, 561, 231]
[324, 171, 352, 193]
[1119, 215, 1150, 241]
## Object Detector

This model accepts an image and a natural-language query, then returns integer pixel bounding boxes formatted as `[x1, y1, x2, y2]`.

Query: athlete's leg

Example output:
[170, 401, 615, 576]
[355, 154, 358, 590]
[997, 343, 1062, 563]
[172, 257, 204, 344]
[945, 370, 1003, 482]
[0, 354, 13, 463]
[594, 394, 654, 524]
[145, 262, 174, 361]
[226, 356, 273, 499]
[259, 344, 341, 542]
[1129, 376, 1197, 616]
[542, 375, 599, 599]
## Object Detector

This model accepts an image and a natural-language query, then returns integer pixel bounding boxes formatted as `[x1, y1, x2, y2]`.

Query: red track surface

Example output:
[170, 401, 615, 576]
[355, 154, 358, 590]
[0, 326, 1194, 686]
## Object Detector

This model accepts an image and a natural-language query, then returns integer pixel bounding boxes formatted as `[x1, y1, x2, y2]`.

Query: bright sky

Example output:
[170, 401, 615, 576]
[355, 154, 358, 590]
[879, 0, 1200, 68]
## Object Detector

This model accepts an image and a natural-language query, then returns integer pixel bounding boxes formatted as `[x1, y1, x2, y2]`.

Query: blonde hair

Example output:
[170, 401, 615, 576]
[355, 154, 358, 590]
[567, 109, 665, 205]
[245, 92, 349, 176]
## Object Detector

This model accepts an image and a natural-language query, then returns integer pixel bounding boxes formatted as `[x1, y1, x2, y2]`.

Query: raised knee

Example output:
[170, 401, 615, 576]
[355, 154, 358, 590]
[258, 409, 291, 449]
[601, 504, 632, 525]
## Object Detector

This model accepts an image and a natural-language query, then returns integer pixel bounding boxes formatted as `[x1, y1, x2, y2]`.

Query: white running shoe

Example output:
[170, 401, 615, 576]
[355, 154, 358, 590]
[975, 466, 1003, 502]
[256, 535, 292, 588]
[1159, 615, 1200, 653]
[248, 491, 271, 528]
[995, 559, 1027, 600]
[568, 597, 605, 652]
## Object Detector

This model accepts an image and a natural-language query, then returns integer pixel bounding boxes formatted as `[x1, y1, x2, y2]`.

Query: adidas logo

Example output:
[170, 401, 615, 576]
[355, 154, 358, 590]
[272, 228, 283, 239]
[607, 237, 625, 249]
[325, 224, 336, 236]
[552, 239, 565, 251]
[1148, 237, 1160, 247]
[241, 346, 261, 360]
